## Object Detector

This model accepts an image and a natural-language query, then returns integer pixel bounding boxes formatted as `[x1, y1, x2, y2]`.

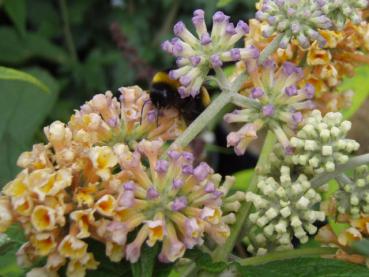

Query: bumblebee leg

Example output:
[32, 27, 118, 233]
[140, 99, 151, 125]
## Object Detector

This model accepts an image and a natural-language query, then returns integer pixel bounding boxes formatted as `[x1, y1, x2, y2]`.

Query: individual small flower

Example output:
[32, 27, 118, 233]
[17, 143, 53, 170]
[31, 205, 56, 232]
[255, 0, 332, 48]
[88, 146, 118, 181]
[70, 209, 95, 239]
[162, 10, 258, 97]
[226, 61, 314, 155]
[335, 165, 369, 217]
[30, 233, 57, 256]
[320, 0, 368, 30]
[244, 166, 325, 254]
[110, 139, 241, 263]
[66, 253, 99, 277]
[0, 198, 13, 232]
[290, 110, 359, 173]
[58, 235, 88, 260]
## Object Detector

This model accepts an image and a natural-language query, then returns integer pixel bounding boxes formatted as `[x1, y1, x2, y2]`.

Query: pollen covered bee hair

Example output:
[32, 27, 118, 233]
[149, 71, 211, 124]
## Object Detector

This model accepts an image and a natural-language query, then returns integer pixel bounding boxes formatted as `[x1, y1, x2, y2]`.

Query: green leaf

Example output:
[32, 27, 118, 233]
[339, 65, 369, 119]
[131, 244, 159, 277]
[85, 240, 131, 277]
[0, 66, 49, 93]
[0, 224, 26, 277]
[0, 27, 69, 65]
[322, 180, 350, 235]
[3, 0, 26, 36]
[352, 239, 369, 257]
[239, 257, 369, 277]
[233, 169, 254, 191]
[217, 0, 234, 7]
[186, 249, 229, 274]
[0, 67, 59, 185]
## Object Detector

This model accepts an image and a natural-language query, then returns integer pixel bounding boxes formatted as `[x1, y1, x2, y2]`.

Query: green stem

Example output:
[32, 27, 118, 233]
[238, 247, 337, 266]
[212, 131, 276, 261]
[153, 1, 180, 45]
[335, 173, 352, 186]
[172, 92, 232, 148]
[311, 153, 369, 188]
[181, 262, 197, 277]
[59, 0, 78, 62]
[258, 34, 284, 65]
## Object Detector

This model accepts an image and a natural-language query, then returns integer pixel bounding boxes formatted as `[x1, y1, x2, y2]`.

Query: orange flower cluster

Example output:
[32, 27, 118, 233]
[244, 19, 369, 113]
[316, 214, 369, 266]
[0, 87, 186, 276]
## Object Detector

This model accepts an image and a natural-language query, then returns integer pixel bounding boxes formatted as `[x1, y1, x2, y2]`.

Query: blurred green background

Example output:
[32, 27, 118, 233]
[0, 0, 257, 185]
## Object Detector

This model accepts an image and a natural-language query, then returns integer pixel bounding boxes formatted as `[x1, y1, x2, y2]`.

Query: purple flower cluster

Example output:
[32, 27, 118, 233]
[162, 10, 259, 97]
[225, 61, 315, 155]
[109, 139, 243, 263]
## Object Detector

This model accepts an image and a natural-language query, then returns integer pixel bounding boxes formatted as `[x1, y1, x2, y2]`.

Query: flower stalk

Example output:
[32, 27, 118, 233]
[238, 247, 337, 266]
[212, 131, 276, 261]
[258, 34, 283, 65]
[311, 154, 369, 188]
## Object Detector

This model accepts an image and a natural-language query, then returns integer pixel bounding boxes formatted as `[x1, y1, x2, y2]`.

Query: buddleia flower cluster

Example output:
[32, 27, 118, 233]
[247, 1, 369, 114]
[0, 85, 242, 276]
[255, 0, 368, 49]
[161, 9, 259, 97]
[335, 165, 369, 217]
[0, 87, 179, 276]
[244, 166, 325, 254]
[255, 0, 332, 48]
[225, 61, 315, 155]
[290, 110, 359, 173]
[70, 86, 185, 149]
[109, 139, 242, 263]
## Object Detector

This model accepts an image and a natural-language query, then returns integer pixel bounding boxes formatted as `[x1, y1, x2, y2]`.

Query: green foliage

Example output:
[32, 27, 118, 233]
[0, 224, 26, 277]
[86, 240, 131, 277]
[233, 169, 253, 191]
[0, 66, 49, 93]
[217, 0, 235, 8]
[186, 249, 229, 274]
[352, 239, 369, 257]
[3, 0, 26, 36]
[0, 68, 59, 185]
[340, 65, 369, 119]
[239, 257, 369, 277]
[131, 244, 159, 277]
[0, 27, 69, 65]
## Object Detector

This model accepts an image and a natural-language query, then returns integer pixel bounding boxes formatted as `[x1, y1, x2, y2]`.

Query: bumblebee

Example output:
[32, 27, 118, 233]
[149, 71, 211, 124]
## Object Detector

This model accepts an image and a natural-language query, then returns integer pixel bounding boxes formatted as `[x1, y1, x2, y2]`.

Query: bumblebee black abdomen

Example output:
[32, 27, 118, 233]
[150, 82, 180, 109]
[149, 71, 211, 124]
[180, 94, 206, 122]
